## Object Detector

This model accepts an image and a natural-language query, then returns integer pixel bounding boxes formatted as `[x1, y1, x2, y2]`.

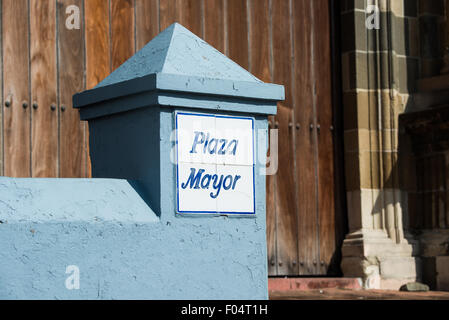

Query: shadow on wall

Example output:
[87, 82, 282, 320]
[361, 0, 420, 243]
[358, 0, 427, 283]
[399, 103, 449, 289]
[398, 0, 449, 239]
[372, 0, 449, 288]
[328, 0, 348, 277]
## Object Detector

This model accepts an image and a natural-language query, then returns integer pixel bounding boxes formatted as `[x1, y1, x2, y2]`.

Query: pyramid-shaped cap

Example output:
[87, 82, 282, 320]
[97, 23, 261, 87]
[74, 23, 284, 120]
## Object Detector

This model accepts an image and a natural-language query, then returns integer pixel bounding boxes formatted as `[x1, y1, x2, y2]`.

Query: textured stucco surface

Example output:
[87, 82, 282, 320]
[0, 111, 270, 300]
[0, 216, 267, 299]
[0, 178, 158, 223]
[0, 175, 268, 299]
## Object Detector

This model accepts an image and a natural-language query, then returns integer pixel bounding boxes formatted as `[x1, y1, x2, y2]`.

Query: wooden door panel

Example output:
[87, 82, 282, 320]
[159, 0, 177, 30]
[177, 0, 202, 36]
[85, 0, 110, 90]
[271, 0, 299, 275]
[85, 0, 111, 177]
[111, 0, 135, 71]
[313, 0, 337, 274]
[292, 0, 319, 275]
[246, 0, 276, 275]
[249, 0, 271, 83]
[265, 0, 342, 277]
[2, 0, 31, 177]
[266, 125, 277, 275]
[272, 0, 293, 109]
[266, 129, 277, 276]
[275, 105, 299, 274]
[31, 0, 58, 178]
[204, 0, 225, 54]
[227, 0, 249, 69]
[135, 0, 159, 51]
[58, 0, 86, 178]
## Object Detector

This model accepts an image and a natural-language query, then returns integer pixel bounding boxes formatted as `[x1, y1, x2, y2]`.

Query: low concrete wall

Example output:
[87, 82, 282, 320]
[0, 177, 267, 299]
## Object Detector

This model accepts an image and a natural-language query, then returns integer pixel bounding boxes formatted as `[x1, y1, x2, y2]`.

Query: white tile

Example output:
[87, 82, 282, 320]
[215, 115, 254, 166]
[175, 112, 255, 215]
[177, 163, 217, 213]
[176, 112, 217, 165]
[216, 165, 255, 214]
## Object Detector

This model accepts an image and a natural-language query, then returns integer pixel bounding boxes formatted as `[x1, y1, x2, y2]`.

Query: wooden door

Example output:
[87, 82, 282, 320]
[267, 0, 346, 276]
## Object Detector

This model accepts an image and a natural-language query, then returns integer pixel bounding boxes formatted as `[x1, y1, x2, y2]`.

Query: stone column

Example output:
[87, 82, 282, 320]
[340, 0, 421, 289]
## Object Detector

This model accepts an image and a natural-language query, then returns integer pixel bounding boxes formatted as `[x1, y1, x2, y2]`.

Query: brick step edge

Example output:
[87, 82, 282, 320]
[268, 277, 363, 291]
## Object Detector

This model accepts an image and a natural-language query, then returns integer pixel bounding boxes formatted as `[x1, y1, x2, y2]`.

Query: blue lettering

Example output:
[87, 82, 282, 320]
[201, 174, 212, 189]
[232, 175, 241, 189]
[210, 174, 223, 199]
[203, 132, 210, 153]
[189, 132, 205, 154]
[208, 138, 218, 154]
[227, 140, 238, 155]
[188, 131, 240, 156]
[181, 168, 242, 199]
[181, 168, 204, 189]
[223, 175, 233, 190]
[217, 139, 227, 155]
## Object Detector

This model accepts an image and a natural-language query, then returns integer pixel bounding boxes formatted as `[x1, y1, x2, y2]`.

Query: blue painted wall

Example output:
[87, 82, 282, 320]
[0, 23, 282, 299]
[0, 109, 270, 299]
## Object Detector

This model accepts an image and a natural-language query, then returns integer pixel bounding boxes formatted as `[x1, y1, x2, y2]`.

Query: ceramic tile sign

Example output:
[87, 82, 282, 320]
[175, 112, 255, 215]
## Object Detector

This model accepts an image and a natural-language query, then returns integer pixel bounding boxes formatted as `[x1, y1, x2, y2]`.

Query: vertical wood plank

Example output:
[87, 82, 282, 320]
[177, 0, 202, 36]
[86, 0, 110, 89]
[248, 0, 270, 82]
[110, 0, 135, 71]
[313, 0, 336, 274]
[272, 0, 293, 108]
[135, 0, 159, 50]
[30, 0, 58, 177]
[248, 0, 274, 274]
[204, 0, 225, 53]
[274, 104, 298, 275]
[226, 0, 249, 70]
[271, 0, 298, 275]
[85, 0, 110, 177]
[327, 0, 347, 275]
[266, 118, 277, 275]
[292, 0, 319, 275]
[58, 0, 86, 178]
[160, 0, 202, 35]
[2, 0, 31, 177]
[159, 0, 177, 31]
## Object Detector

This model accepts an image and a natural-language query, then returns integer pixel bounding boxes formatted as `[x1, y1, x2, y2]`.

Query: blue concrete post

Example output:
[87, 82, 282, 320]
[0, 23, 284, 299]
